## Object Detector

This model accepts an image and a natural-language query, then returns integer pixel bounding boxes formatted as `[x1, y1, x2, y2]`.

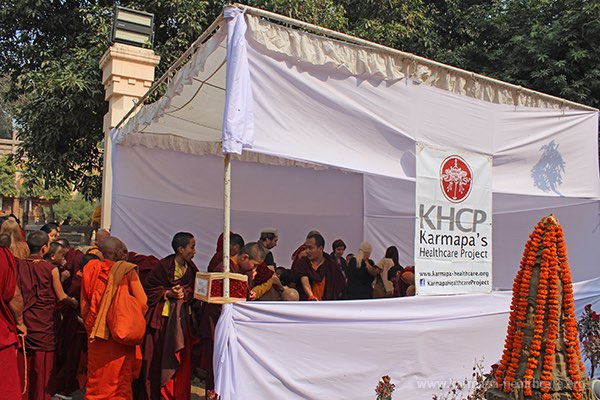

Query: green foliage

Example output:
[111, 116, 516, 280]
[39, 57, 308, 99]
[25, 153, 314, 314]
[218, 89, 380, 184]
[0, 156, 18, 197]
[428, 0, 600, 109]
[249, 0, 347, 31]
[0, 1, 223, 200]
[0, 109, 11, 140]
[0, 0, 597, 203]
[0, 155, 66, 199]
[340, 0, 437, 56]
[53, 193, 94, 225]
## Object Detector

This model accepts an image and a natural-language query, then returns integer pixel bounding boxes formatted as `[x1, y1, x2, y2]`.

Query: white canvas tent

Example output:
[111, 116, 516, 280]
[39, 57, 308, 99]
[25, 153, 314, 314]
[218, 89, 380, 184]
[112, 5, 600, 399]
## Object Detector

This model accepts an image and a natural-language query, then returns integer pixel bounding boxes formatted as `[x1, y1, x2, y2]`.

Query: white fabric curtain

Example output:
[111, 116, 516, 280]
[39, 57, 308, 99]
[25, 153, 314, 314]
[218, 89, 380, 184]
[111, 144, 600, 288]
[214, 277, 600, 399]
[111, 145, 364, 267]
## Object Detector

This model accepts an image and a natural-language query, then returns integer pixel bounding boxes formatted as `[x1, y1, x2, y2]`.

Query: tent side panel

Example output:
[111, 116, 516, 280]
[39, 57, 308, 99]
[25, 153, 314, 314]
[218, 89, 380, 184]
[111, 145, 364, 266]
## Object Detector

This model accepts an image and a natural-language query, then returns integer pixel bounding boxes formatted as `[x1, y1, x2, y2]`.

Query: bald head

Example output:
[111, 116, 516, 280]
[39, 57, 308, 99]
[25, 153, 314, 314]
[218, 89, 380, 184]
[281, 288, 299, 301]
[98, 236, 128, 261]
[96, 229, 111, 246]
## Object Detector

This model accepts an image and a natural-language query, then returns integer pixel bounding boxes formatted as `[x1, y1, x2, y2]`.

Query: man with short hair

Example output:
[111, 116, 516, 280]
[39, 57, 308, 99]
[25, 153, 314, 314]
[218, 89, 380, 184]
[293, 232, 345, 301]
[81, 237, 147, 399]
[258, 228, 278, 268]
[199, 242, 267, 392]
[55, 238, 84, 278]
[257, 228, 285, 298]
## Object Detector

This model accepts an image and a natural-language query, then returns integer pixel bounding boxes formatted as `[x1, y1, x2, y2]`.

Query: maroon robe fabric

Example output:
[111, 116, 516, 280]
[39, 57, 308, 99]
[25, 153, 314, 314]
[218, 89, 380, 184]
[63, 248, 83, 275]
[0, 246, 21, 400]
[292, 253, 346, 301]
[253, 262, 274, 286]
[17, 255, 58, 400]
[60, 248, 84, 301]
[135, 254, 198, 400]
[207, 233, 225, 272]
[53, 270, 86, 396]
[127, 252, 160, 285]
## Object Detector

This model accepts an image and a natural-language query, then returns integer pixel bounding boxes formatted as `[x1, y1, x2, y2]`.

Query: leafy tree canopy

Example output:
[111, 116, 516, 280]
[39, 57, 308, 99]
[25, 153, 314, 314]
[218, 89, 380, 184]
[0, 0, 597, 200]
[54, 193, 94, 225]
[0, 0, 224, 199]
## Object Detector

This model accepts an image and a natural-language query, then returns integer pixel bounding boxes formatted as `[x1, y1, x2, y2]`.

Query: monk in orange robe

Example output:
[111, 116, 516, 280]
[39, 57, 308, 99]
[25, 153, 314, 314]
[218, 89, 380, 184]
[81, 237, 147, 400]
[0, 246, 26, 400]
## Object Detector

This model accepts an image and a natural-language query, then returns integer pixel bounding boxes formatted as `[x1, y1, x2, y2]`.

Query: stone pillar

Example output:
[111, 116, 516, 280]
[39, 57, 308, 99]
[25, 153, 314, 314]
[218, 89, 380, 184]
[99, 43, 160, 229]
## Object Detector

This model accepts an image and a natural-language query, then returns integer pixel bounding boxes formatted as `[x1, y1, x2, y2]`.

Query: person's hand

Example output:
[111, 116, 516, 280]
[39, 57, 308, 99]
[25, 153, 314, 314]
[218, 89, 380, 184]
[16, 322, 27, 336]
[249, 291, 257, 300]
[70, 297, 79, 309]
[167, 285, 184, 300]
[61, 269, 71, 282]
[172, 285, 185, 300]
[308, 295, 318, 301]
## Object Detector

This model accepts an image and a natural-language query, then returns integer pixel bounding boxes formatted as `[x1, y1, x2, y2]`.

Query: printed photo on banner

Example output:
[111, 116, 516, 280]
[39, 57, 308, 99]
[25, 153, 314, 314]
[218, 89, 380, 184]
[414, 143, 493, 295]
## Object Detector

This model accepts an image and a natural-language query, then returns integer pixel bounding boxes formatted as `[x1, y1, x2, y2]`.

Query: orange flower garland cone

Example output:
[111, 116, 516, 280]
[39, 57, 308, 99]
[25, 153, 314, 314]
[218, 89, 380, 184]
[485, 215, 593, 400]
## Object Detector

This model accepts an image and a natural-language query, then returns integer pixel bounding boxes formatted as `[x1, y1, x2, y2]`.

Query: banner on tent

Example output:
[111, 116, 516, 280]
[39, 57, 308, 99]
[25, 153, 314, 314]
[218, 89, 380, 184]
[415, 143, 493, 295]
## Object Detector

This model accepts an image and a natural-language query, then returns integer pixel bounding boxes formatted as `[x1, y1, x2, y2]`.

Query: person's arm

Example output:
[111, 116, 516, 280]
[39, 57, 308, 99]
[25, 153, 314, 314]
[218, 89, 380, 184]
[379, 260, 394, 295]
[300, 276, 317, 300]
[365, 260, 381, 277]
[250, 277, 273, 300]
[51, 267, 77, 308]
[8, 285, 26, 335]
[271, 274, 284, 292]
[60, 269, 70, 283]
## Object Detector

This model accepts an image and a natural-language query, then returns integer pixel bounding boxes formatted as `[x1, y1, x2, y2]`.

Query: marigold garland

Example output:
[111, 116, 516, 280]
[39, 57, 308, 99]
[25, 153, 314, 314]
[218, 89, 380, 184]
[493, 216, 590, 399]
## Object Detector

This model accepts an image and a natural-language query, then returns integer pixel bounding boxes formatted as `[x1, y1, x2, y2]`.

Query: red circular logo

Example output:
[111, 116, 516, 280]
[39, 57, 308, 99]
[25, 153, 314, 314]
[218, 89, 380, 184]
[440, 155, 473, 203]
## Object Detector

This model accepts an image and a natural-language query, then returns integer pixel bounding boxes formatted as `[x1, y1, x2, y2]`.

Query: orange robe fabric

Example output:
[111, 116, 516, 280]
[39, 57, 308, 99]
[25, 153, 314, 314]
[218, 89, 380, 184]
[81, 259, 147, 400]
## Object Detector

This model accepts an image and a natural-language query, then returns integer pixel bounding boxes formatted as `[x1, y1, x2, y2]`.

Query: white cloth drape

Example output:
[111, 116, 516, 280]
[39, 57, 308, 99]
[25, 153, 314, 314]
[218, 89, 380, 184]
[222, 7, 254, 154]
[214, 278, 600, 399]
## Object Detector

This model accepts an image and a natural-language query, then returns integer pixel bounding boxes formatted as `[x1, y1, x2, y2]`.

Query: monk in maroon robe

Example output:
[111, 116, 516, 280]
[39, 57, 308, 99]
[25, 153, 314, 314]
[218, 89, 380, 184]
[0, 246, 26, 400]
[55, 239, 84, 276]
[292, 232, 345, 301]
[136, 232, 198, 400]
[53, 253, 97, 397]
[198, 242, 267, 391]
[128, 251, 160, 285]
[17, 231, 77, 400]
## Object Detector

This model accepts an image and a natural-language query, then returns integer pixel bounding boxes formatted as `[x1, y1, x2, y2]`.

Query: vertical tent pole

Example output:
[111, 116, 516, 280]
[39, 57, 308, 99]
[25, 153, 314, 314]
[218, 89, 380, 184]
[223, 153, 232, 299]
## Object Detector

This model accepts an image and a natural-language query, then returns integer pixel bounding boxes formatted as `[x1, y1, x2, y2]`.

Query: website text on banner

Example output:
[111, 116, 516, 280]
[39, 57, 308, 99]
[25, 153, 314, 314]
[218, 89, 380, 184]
[415, 143, 493, 295]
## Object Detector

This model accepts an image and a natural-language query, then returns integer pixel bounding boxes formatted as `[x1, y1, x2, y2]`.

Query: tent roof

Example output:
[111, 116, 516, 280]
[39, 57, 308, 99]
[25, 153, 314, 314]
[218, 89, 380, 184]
[116, 5, 599, 194]
[118, 5, 597, 144]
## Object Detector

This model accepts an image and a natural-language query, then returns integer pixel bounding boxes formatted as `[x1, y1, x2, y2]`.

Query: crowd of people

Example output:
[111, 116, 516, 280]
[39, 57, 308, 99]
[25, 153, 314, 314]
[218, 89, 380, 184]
[0, 216, 415, 400]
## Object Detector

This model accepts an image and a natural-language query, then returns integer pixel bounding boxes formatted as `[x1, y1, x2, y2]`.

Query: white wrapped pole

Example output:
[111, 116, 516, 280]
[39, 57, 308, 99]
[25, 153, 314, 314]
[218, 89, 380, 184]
[222, 153, 231, 298]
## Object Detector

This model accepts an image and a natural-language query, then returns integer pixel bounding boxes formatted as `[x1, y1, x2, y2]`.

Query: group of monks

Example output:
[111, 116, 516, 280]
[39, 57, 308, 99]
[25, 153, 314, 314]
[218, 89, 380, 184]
[0, 220, 413, 400]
